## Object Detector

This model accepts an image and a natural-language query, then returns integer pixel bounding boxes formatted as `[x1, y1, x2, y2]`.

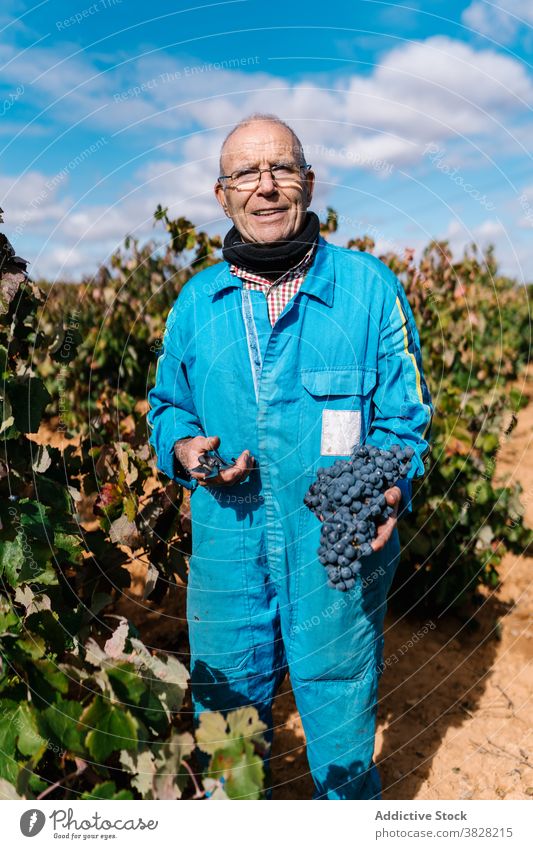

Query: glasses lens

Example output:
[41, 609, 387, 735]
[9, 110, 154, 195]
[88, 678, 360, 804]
[230, 164, 305, 189]
[271, 165, 301, 185]
[232, 169, 260, 188]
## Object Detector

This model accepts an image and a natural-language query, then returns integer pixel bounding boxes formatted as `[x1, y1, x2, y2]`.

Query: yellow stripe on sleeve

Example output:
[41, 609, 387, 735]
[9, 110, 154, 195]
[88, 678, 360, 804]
[395, 296, 432, 440]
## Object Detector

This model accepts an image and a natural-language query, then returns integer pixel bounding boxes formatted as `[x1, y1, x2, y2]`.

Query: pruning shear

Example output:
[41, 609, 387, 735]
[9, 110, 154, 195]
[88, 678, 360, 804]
[190, 448, 238, 479]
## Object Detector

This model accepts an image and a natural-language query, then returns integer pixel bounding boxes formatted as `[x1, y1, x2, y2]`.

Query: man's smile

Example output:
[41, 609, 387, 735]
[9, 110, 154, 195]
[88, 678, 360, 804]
[251, 208, 289, 218]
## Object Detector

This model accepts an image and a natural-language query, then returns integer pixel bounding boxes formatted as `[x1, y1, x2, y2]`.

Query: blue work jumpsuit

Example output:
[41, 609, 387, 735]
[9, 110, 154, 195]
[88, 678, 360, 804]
[147, 234, 433, 799]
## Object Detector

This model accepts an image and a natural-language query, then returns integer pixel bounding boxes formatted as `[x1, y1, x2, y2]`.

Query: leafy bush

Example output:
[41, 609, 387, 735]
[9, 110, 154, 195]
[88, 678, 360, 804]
[0, 214, 267, 800]
[385, 237, 532, 611]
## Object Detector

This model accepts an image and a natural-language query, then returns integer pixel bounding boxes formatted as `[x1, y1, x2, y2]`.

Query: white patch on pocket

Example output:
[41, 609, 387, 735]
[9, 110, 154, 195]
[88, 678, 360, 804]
[321, 409, 361, 455]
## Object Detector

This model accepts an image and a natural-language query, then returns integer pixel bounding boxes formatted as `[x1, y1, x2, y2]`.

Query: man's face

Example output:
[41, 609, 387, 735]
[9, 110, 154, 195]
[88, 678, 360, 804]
[214, 121, 315, 243]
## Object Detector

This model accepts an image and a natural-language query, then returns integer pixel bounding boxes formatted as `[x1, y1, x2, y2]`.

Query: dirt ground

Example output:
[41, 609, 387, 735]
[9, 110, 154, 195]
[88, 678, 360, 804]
[39, 368, 532, 800]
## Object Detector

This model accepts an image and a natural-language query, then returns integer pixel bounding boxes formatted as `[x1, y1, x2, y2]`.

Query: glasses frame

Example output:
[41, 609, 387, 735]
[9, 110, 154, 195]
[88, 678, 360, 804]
[218, 162, 312, 190]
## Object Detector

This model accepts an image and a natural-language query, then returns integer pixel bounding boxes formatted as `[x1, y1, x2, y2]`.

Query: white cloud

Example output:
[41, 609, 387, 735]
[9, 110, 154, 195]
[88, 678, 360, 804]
[1, 35, 530, 155]
[446, 216, 504, 251]
[445, 216, 532, 282]
[515, 183, 533, 230]
[165, 36, 532, 176]
[462, 1, 533, 45]
[0, 170, 69, 231]
[0, 122, 49, 138]
[136, 158, 222, 224]
[372, 35, 530, 112]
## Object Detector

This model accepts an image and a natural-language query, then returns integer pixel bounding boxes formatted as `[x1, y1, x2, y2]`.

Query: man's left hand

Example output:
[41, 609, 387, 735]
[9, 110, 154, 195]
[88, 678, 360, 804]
[370, 486, 402, 553]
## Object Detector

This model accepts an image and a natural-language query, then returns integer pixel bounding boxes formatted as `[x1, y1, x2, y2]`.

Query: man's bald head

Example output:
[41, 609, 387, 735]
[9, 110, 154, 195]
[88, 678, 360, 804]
[218, 113, 306, 176]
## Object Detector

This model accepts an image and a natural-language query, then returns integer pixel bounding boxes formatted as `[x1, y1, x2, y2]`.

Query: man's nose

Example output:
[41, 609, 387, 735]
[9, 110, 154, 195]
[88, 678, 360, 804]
[255, 169, 277, 193]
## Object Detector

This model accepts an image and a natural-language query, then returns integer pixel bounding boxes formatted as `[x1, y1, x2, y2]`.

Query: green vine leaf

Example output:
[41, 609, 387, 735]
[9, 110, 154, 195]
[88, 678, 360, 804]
[81, 696, 138, 762]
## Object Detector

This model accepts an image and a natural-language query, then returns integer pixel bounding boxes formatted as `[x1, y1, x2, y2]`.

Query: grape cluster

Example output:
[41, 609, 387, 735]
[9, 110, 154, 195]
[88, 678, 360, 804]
[303, 444, 413, 591]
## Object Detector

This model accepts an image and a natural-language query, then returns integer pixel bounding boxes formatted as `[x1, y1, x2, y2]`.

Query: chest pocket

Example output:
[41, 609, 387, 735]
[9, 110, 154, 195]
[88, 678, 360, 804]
[193, 363, 259, 463]
[297, 366, 377, 475]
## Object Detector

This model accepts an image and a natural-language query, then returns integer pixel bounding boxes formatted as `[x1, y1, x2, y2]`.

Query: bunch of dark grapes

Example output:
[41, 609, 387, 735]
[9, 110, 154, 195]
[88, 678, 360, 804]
[303, 444, 413, 591]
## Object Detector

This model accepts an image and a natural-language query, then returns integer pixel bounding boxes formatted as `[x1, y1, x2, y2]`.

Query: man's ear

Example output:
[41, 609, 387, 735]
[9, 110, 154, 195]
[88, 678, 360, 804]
[304, 169, 315, 206]
[214, 181, 229, 216]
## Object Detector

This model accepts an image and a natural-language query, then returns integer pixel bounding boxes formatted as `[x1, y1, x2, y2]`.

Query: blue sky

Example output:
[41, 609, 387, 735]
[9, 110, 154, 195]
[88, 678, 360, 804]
[1, 0, 532, 281]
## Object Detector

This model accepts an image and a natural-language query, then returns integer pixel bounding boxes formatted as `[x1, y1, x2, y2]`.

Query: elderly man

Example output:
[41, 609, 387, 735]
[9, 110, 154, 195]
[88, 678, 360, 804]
[147, 113, 433, 800]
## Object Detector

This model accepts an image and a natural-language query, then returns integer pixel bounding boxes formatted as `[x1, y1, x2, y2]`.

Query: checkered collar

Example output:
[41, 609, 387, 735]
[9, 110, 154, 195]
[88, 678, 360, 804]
[229, 240, 318, 286]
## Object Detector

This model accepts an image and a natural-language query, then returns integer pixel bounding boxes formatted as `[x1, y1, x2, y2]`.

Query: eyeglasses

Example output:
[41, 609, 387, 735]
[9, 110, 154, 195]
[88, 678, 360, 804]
[218, 163, 312, 190]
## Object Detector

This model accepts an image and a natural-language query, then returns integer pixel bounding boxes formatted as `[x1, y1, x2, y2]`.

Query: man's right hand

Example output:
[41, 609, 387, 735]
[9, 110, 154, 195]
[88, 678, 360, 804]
[174, 434, 255, 487]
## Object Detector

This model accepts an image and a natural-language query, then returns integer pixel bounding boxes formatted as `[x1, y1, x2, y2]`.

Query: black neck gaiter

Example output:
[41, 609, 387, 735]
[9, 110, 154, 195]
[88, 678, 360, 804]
[222, 211, 321, 275]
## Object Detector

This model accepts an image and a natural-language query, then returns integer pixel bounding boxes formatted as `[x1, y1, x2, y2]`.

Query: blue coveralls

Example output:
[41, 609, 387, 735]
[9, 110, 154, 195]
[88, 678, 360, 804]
[147, 234, 433, 799]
